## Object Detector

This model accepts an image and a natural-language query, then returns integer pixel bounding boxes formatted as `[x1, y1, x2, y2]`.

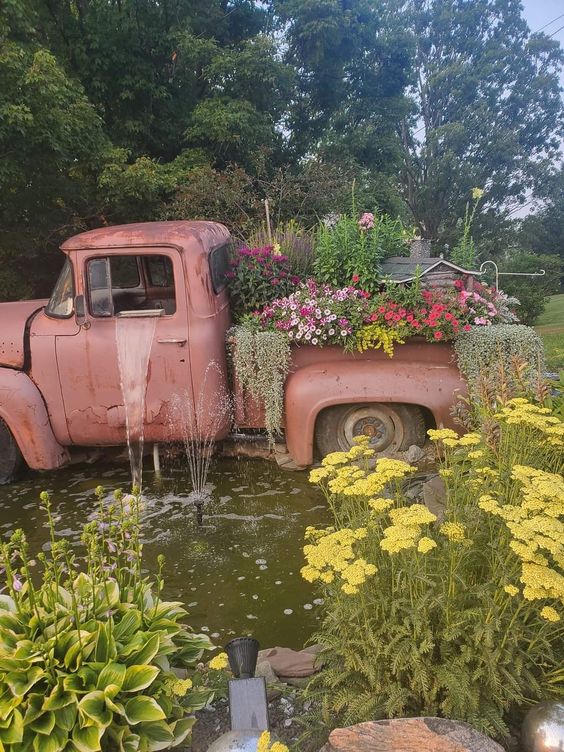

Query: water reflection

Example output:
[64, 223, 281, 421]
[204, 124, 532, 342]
[0, 458, 329, 649]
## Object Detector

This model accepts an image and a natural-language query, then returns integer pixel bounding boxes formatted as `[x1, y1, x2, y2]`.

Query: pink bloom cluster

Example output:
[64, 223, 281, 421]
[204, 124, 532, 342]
[257, 279, 368, 345]
[358, 212, 375, 230]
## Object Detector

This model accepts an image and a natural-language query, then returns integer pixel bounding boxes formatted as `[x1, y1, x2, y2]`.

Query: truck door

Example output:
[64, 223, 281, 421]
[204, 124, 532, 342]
[55, 248, 194, 445]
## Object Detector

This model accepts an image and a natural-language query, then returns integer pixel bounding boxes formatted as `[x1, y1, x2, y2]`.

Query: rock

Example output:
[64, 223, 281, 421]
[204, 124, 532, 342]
[255, 660, 278, 684]
[319, 718, 505, 752]
[406, 444, 426, 463]
[257, 647, 320, 678]
[423, 474, 447, 520]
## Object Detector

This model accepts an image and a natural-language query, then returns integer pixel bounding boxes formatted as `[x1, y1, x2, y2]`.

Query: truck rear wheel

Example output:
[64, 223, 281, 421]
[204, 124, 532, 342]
[0, 419, 23, 484]
[315, 403, 426, 459]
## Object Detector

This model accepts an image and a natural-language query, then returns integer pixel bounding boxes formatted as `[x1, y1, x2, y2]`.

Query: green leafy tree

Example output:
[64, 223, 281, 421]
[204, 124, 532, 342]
[396, 0, 564, 245]
[519, 166, 564, 265]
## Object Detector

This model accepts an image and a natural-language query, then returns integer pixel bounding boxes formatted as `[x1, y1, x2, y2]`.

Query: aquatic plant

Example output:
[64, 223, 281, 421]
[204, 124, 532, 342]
[302, 396, 563, 740]
[0, 487, 216, 751]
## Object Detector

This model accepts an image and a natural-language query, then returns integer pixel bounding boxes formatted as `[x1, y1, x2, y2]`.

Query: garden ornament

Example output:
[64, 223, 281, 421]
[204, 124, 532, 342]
[207, 637, 271, 752]
[522, 701, 564, 752]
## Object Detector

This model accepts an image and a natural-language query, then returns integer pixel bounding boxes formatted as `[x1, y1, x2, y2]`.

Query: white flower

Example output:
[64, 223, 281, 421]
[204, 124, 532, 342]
[340, 330, 348, 337]
[328, 328, 335, 335]
[305, 332, 312, 340]
[312, 338, 318, 344]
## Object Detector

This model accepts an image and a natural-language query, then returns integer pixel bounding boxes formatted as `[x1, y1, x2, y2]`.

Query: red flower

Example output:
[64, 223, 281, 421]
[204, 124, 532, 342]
[384, 311, 394, 320]
[352, 274, 360, 283]
[434, 331, 443, 340]
[444, 312, 453, 321]
[406, 313, 414, 322]
[378, 306, 386, 313]
[463, 324, 472, 332]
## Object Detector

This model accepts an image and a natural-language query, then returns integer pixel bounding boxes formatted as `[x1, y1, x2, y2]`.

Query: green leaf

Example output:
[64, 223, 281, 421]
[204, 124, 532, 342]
[138, 720, 174, 751]
[93, 622, 114, 663]
[125, 633, 160, 667]
[170, 717, 195, 748]
[32, 724, 67, 752]
[43, 684, 76, 711]
[72, 724, 103, 752]
[77, 691, 112, 729]
[0, 708, 23, 744]
[113, 609, 142, 641]
[122, 665, 160, 692]
[53, 702, 77, 732]
[123, 696, 165, 725]
[96, 662, 126, 691]
[22, 693, 44, 726]
[5, 667, 44, 697]
[0, 595, 16, 612]
[29, 711, 55, 735]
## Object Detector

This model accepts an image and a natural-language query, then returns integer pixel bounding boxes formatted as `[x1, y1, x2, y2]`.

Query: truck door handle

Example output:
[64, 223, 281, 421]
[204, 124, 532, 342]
[157, 338, 187, 346]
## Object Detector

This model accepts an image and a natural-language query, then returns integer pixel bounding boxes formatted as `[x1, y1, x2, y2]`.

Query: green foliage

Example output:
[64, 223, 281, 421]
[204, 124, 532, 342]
[454, 324, 545, 404]
[230, 326, 291, 440]
[397, 0, 564, 246]
[303, 400, 564, 739]
[496, 253, 563, 325]
[535, 294, 564, 372]
[314, 209, 409, 294]
[450, 189, 483, 269]
[0, 487, 216, 751]
[248, 221, 315, 278]
[226, 246, 299, 322]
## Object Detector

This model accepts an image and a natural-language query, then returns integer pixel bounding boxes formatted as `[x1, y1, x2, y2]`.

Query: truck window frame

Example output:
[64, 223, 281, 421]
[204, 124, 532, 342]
[86, 252, 178, 318]
[45, 258, 75, 319]
[209, 242, 231, 294]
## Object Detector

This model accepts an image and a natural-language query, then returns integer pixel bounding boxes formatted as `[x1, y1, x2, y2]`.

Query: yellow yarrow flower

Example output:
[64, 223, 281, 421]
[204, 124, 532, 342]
[257, 731, 289, 752]
[440, 522, 466, 542]
[417, 536, 437, 554]
[427, 428, 459, 442]
[208, 652, 229, 671]
[368, 497, 394, 513]
[472, 187, 484, 199]
[504, 585, 519, 597]
[540, 606, 560, 623]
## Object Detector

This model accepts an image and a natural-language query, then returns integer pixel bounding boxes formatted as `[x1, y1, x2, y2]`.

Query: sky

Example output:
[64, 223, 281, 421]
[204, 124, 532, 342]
[522, 0, 564, 90]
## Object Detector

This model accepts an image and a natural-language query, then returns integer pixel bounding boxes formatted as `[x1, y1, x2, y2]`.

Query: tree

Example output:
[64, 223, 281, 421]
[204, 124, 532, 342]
[274, 0, 412, 184]
[519, 166, 564, 264]
[396, 0, 564, 248]
[0, 0, 109, 298]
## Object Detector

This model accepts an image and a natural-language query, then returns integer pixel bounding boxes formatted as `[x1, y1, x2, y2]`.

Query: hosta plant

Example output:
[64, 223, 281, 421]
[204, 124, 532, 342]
[0, 487, 217, 752]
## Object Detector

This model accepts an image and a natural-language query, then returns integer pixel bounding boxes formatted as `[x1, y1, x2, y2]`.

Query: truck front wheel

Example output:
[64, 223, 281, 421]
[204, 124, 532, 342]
[315, 403, 426, 459]
[0, 419, 23, 484]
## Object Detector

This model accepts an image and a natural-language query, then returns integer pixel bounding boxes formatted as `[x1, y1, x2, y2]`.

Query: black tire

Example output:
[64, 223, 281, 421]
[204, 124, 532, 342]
[0, 418, 23, 485]
[315, 403, 426, 458]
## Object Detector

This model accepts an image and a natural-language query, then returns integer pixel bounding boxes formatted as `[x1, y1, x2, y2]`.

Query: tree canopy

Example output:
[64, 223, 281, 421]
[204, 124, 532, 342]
[0, 0, 562, 299]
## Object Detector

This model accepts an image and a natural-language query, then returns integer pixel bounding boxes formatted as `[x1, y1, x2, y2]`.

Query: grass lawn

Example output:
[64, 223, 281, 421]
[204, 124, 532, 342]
[535, 293, 564, 372]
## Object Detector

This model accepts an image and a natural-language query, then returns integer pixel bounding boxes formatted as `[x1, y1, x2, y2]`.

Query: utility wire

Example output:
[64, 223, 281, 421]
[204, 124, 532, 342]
[535, 12, 564, 34]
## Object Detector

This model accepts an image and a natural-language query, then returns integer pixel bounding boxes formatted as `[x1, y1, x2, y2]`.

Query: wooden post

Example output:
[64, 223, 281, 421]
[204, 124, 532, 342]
[264, 199, 273, 246]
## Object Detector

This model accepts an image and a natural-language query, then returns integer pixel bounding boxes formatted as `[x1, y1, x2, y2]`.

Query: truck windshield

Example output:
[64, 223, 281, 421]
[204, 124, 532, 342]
[45, 259, 74, 318]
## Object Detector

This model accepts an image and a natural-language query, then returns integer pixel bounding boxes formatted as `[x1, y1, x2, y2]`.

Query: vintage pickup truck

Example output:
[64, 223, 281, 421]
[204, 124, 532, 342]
[0, 221, 464, 483]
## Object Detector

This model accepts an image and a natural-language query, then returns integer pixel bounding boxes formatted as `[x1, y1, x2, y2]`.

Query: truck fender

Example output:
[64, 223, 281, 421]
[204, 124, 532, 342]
[0, 369, 70, 471]
[284, 360, 466, 466]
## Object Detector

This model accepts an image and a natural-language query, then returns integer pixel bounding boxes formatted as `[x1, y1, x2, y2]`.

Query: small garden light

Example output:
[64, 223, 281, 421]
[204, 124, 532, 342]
[225, 636, 260, 679]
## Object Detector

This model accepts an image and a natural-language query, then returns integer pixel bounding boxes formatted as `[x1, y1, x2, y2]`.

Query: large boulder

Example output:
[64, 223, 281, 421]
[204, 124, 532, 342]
[319, 718, 505, 752]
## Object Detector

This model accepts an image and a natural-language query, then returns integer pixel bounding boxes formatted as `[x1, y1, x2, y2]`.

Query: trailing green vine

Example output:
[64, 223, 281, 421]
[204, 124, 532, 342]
[230, 326, 291, 441]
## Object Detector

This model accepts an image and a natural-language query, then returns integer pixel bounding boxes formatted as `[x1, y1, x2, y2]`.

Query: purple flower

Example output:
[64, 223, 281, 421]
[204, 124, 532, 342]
[12, 575, 22, 592]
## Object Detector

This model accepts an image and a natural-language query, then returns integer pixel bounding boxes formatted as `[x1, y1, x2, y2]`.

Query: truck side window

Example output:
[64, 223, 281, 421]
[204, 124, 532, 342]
[87, 254, 176, 316]
[46, 259, 74, 318]
[209, 243, 230, 294]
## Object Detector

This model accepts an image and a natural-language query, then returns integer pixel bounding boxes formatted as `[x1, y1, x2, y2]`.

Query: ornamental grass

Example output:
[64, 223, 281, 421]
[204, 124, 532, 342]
[302, 398, 563, 741]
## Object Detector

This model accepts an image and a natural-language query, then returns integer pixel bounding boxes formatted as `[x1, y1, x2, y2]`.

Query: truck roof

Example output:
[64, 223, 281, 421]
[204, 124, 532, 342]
[60, 220, 229, 253]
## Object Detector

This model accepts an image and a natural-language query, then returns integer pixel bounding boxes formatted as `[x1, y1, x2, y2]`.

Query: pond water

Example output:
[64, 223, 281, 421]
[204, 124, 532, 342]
[0, 457, 330, 650]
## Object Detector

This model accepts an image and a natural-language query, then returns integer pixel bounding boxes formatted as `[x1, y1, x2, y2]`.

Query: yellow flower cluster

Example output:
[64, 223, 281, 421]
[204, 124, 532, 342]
[208, 652, 229, 671]
[540, 606, 561, 623]
[163, 676, 193, 697]
[440, 522, 467, 543]
[380, 505, 438, 555]
[302, 527, 377, 593]
[504, 585, 519, 597]
[368, 497, 394, 513]
[356, 323, 406, 357]
[495, 398, 564, 447]
[427, 428, 481, 448]
[478, 465, 563, 608]
[257, 731, 289, 752]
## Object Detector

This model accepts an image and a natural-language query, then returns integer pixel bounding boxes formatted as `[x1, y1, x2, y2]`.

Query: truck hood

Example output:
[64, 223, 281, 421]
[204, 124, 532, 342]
[0, 300, 48, 369]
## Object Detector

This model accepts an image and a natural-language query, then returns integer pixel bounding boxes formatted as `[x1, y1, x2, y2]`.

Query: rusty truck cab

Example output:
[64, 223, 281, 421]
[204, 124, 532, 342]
[28, 221, 233, 451]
